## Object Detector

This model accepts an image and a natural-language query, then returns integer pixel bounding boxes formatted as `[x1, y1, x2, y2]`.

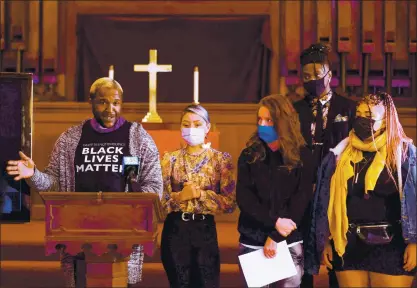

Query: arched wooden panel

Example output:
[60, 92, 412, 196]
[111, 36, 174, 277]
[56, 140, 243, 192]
[410, 2, 417, 52]
[369, 0, 385, 73]
[317, 0, 339, 86]
[393, 1, 409, 70]
[391, 1, 410, 96]
[301, 1, 316, 51]
[317, 0, 332, 45]
[283, 0, 301, 85]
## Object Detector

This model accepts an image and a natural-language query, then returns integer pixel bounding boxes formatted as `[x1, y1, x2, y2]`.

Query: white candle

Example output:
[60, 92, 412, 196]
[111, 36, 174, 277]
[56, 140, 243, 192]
[193, 66, 199, 104]
[109, 65, 114, 79]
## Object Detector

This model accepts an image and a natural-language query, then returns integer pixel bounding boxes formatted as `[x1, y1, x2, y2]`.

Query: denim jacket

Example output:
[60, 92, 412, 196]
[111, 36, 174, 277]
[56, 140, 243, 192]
[401, 143, 416, 242]
[304, 142, 417, 275]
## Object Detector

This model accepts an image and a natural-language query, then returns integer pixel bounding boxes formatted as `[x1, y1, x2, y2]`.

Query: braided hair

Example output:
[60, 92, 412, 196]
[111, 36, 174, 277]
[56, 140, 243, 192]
[359, 92, 413, 192]
[300, 43, 332, 67]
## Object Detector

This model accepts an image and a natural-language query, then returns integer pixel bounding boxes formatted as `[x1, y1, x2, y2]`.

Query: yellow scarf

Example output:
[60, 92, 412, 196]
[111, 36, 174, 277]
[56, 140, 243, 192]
[328, 131, 387, 257]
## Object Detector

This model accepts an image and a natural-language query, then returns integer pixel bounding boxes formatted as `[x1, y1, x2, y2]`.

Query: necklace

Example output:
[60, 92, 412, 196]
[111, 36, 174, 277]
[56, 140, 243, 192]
[353, 156, 372, 184]
[185, 146, 207, 156]
[182, 148, 208, 181]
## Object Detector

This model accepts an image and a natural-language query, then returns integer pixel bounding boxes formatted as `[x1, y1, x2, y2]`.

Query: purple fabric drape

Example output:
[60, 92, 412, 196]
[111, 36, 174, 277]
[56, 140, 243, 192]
[76, 16, 270, 103]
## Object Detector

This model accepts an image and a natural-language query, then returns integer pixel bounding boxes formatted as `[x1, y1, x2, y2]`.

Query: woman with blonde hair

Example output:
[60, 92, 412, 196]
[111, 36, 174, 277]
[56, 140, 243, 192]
[306, 92, 416, 287]
[237, 94, 314, 287]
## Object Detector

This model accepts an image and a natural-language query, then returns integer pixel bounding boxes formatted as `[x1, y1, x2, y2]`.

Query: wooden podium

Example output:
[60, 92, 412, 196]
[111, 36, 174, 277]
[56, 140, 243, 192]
[39, 192, 164, 287]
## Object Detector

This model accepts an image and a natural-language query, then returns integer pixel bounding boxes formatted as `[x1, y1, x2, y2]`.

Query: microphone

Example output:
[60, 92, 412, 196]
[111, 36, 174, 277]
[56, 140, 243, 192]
[122, 156, 140, 192]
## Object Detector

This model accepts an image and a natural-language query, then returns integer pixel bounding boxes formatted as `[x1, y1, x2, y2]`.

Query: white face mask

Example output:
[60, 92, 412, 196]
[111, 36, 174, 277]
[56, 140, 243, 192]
[181, 128, 206, 146]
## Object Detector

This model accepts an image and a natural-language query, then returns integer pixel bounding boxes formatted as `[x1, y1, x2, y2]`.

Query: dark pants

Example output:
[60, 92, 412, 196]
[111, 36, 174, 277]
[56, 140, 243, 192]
[300, 273, 313, 288]
[161, 212, 220, 288]
[300, 265, 338, 288]
[328, 269, 339, 287]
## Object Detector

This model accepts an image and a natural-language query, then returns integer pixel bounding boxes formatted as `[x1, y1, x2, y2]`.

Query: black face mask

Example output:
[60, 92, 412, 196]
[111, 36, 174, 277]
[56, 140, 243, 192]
[353, 116, 376, 141]
[303, 77, 327, 99]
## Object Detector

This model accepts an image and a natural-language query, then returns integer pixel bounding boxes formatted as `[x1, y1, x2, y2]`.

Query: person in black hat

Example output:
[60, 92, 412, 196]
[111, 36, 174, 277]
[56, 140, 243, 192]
[294, 43, 356, 288]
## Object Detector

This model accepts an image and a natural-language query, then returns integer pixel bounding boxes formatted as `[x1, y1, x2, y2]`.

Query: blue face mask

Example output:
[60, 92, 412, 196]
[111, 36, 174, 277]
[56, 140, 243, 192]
[258, 125, 278, 143]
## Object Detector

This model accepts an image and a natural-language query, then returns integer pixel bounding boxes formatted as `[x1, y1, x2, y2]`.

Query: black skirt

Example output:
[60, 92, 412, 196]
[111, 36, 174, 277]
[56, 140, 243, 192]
[332, 225, 416, 276]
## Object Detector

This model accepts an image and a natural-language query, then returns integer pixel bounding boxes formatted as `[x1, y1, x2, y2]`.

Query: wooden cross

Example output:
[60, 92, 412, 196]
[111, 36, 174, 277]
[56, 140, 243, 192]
[134, 49, 172, 123]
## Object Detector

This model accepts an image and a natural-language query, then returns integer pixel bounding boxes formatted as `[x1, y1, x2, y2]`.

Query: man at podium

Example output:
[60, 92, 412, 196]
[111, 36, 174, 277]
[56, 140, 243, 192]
[6, 77, 163, 286]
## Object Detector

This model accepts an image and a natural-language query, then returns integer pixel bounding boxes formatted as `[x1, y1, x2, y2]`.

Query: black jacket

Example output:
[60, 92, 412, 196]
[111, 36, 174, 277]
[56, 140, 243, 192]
[236, 143, 314, 246]
[293, 92, 356, 156]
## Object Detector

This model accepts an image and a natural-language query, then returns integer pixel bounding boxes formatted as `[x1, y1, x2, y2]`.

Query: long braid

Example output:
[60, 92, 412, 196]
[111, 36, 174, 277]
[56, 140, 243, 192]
[361, 92, 412, 193]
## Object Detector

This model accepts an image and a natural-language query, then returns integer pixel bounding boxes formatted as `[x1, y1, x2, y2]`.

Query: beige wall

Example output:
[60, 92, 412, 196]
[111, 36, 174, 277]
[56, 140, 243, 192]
[30, 102, 417, 222]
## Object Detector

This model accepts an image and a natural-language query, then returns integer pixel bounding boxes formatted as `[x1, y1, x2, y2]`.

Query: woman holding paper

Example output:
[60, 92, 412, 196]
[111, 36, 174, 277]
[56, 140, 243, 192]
[236, 94, 314, 287]
[160, 104, 236, 288]
[306, 92, 416, 287]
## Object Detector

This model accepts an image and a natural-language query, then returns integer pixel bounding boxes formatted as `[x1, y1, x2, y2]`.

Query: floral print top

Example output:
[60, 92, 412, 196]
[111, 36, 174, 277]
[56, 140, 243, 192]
[161, 147, 236, 215]
[311, 91, 332, 144]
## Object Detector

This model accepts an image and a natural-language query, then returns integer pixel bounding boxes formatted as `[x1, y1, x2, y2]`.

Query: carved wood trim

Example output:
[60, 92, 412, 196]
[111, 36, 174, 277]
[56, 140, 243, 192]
[41, 192, 165, 221]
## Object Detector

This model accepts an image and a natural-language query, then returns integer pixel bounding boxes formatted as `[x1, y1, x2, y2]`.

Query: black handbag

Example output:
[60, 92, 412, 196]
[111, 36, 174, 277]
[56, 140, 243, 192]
[349, 222, 395, 245]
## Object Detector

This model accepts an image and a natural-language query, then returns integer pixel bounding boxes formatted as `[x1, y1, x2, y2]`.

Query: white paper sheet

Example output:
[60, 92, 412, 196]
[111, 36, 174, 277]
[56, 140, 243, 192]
[238, 240, 297, 287]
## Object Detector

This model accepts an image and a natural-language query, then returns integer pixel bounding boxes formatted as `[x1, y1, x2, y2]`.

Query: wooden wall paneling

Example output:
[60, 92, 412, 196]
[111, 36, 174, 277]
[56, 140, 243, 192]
[56, 1, 67, 97]
[7, 1, 25, 72]
[409, 1, 417, 102]
[390, 1, 409, 95]
[384, 0, 397, 49]
[57, 1, 67, 74]
[336, 0, 353, 93]
[74, 1, 272, 15]
[393, 1, 408, 68]
[25, 1, 39, 74]
[346, 1, 361, 86]
[269, 1, 281, 94]
[0, 0, 4, 53]
[301, 0, 316, 51]
[23, 1, 30, 54]
[27, 1, 39, 55]
[368, 0, 384, 90]
[65, 1, 76, 101]
[316, 0, 332, 46]
[316, 0, 339, 86]
[410, 1, 417, 53]
[384, 0, 397, 94]
[283, 0, 301, 86]
[9, 1, 25, 41]
[2, 0, 9, 50]
[0, 1, 4, 32]
[43, 1, 58, 72]
[57, 1, 66, 73]
[361, 0, 376, 95]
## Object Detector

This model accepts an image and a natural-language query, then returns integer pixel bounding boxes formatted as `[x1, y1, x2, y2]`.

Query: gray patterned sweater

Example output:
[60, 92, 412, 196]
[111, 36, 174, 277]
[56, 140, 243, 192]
[27, 120, 163, 197]
[26, 120, 163, 286]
